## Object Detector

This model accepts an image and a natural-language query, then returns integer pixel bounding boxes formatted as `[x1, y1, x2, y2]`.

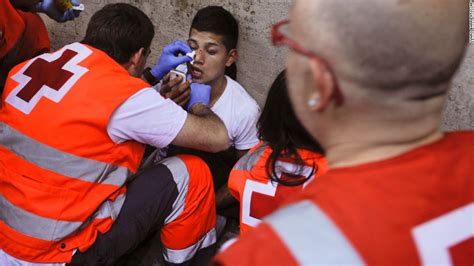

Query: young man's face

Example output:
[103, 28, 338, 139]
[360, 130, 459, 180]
[187, 29, 234, 85]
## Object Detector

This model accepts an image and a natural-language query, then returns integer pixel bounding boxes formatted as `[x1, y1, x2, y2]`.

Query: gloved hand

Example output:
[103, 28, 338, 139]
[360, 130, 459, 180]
[34, 0, 81, 22]
[187, 79, 211, 111]
[151, 40, 192, 81]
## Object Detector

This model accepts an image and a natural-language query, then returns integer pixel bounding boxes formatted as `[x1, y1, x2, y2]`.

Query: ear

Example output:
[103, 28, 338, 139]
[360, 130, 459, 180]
[308, 59, 336, 112]
[225, 48, 238, 67]
[129, 47, 145, 68]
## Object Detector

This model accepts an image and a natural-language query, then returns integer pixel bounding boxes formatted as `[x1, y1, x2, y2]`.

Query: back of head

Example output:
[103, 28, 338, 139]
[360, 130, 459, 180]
[258, 70, 323, 153]
[294, 0, 469, 96]
[190, 6, 239, 79]
[287, 0, 469, 166]
[258, 70, 324, 186]
[82, 3, 154, 64]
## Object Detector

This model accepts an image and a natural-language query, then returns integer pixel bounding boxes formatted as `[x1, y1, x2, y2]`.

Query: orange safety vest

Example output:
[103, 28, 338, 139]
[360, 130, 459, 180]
[216, 132, 474, 265]
[0, 42, 146, 263]
[228, 142, 328, 233]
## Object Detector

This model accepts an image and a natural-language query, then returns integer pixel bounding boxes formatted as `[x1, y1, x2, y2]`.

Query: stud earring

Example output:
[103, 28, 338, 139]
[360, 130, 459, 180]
[307, 97, 319, 108]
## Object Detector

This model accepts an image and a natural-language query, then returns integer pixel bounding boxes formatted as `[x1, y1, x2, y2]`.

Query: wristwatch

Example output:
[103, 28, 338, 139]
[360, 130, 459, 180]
[143, 67, 159, 86]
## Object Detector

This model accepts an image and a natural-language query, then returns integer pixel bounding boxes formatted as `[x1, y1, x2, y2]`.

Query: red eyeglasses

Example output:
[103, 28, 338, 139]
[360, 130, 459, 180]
[271, 19, 343, 105]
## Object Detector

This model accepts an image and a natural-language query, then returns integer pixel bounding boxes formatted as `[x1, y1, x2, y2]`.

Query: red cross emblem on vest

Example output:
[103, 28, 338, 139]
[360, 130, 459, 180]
[5, 43, 91, 114]
[242, 160, 315, 228]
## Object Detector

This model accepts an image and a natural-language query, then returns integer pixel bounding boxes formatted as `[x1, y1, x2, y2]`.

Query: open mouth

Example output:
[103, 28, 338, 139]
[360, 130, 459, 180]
[190, 66, 203, 79]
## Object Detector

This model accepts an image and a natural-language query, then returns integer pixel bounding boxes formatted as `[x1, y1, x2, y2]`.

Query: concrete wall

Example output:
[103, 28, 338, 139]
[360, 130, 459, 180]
[44, 0, 291, 106]
[443, 45, 474, 131]
[43, 0, 473, 130]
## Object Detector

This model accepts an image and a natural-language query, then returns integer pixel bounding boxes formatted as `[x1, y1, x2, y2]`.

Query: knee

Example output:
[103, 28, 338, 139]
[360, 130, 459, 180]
[161, 155, 214, 193]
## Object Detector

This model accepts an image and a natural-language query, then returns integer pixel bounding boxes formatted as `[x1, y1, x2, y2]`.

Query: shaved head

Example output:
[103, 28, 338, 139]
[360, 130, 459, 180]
[285, 0, 469, 165]
[291, 0, 468, 91]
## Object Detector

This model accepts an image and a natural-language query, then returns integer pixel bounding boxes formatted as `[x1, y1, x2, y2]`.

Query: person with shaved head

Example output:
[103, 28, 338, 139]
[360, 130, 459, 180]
[215, 0, 472, 264]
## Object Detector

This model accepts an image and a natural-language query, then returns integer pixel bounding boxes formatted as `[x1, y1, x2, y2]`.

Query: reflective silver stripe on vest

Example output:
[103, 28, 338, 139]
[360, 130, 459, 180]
[233, 143, 267, 171]
[0, 194, 82, 241]
[160, 156, 190, 224]
[1, 192, 125, 241]
[92, 192, 126, 221]
[0, 122, 132, 186]
[163, 227, 216, 264]
[266, 200, 365, 265]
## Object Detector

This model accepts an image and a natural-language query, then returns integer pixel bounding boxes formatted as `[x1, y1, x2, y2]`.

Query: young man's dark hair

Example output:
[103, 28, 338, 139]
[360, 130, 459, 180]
[82, 3, 154, 64]
[190, 5, 239, 79]
[257, 70, 325, 186]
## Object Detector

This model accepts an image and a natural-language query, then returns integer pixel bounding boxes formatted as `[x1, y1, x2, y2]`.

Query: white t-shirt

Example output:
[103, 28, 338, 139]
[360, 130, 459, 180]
[107, 87, 187, 147]
[145, 76, 260, 166]
[211, 76, 260, 150]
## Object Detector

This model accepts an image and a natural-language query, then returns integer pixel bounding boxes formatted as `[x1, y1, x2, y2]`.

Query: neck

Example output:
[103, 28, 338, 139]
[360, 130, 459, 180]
[320, 90, 446, 168]
[208, 75, 227, 107]
[326, 129, 443, 168]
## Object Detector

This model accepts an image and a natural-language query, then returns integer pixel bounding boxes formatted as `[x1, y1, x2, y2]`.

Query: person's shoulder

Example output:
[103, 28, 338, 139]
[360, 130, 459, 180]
[225, 76, 259, 109]
[233, 142, 268, 171]
[214, 222, 298, 265]
[215, 200, 364, 265]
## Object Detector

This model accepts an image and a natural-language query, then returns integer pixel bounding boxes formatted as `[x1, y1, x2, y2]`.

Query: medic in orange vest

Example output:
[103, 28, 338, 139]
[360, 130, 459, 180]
[228, 71, 328, 233]
[0, 3, 229, 265]
[215, 0, 473, 265]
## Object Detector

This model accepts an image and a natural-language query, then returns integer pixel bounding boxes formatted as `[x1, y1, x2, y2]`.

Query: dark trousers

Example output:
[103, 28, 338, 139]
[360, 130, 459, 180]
[69, 163, 214, 265]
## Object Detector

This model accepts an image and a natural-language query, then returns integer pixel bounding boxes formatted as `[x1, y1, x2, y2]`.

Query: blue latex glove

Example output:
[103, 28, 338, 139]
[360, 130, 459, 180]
[151, 40, 192, 81]
[187, 81, 211, 111]
[34, 0, 81, 22]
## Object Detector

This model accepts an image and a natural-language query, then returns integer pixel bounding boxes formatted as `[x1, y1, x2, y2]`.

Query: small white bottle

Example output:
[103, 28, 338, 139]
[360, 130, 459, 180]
[169, 51, 195, 84]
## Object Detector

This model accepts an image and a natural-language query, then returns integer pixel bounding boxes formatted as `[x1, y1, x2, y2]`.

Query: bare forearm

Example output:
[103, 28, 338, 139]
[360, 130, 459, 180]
[190, 104, 229, 151]
[171, 103, 230, 153]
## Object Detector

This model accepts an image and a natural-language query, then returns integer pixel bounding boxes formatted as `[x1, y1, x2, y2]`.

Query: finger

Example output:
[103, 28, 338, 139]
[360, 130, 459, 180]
[166, 41, 190, 55]
[176, 41, 192, 54]
[65, 10, 74, 21]
[175, 90, 191, 106]
[162, 91, 174, 100]
[168, 75, 183, 87]
[169, 82, 189, 99]
[164, 89, 179, 100]
[173, 40, 192, 54]
[163, 78, 184, 98]
[174, 56, 192, 65]
[176, 81, 191, 93]
[163, 73, 171, 83]
[177, 97, 191, 107]
[160, 74, 172, 94]
[56, 12, 68, 22]
[160, 84, 171, 95]
[73, 9, 81, 17]
[68, 9, 78, 20]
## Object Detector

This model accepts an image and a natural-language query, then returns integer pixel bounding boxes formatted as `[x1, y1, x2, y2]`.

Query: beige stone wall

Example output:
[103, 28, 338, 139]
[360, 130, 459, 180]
[43, 0, 473, 130]
[43, 0, 291, 106]
[443, 45, 474, 131]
